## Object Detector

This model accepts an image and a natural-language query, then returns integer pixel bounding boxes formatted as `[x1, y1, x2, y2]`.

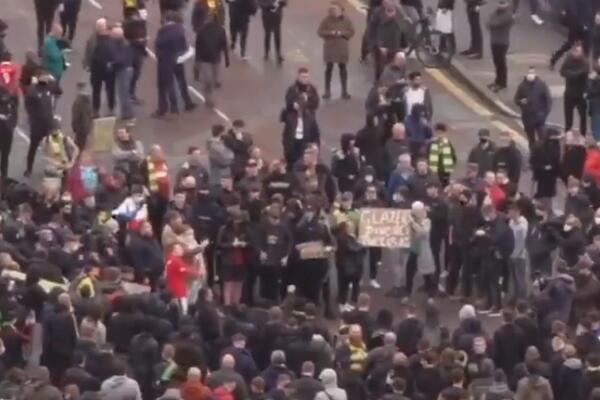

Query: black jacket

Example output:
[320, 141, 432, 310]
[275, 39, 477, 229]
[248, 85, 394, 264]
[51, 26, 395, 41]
[514, 77, 552, 126]
[493, 323, 527, 374]
[560, 53, 590, 98]
[493, 143, 522, 184]
[24, 84, 55, 132]
[228, 0, 257, 24]
[194, 21, 230, 64]
[155, 22, 187, 68]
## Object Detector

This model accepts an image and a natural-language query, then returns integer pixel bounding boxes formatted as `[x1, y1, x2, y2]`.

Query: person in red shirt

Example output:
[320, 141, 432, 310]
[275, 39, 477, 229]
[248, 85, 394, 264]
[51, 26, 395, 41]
[484, 171, 506, 210]
[584, 143, 600, 184]
[166, 243, 197, 315]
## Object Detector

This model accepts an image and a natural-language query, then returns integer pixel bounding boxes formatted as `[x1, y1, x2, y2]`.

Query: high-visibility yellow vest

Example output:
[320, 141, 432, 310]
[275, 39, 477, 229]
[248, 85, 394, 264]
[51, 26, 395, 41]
[147, 157, 168, 193]
[429, 138, 455, 173]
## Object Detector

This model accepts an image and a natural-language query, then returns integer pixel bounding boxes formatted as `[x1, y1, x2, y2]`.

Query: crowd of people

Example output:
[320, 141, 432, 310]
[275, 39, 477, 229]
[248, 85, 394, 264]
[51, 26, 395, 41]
[1, 0, 600, 400]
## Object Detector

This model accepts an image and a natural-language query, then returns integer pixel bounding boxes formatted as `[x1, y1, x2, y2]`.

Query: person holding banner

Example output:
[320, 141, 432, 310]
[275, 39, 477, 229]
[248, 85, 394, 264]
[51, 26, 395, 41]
[405, 201, 435, 298]
[292, 198, 333, 307]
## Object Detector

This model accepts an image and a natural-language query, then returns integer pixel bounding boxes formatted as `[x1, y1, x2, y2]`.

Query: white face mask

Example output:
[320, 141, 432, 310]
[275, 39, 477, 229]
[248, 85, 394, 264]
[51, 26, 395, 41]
[526, 73, 536, 82]
[595, 217, 600, 225]
[139, 9, 148, 20]
[365, 175, 374, 183]
[564, 224, 573, 232]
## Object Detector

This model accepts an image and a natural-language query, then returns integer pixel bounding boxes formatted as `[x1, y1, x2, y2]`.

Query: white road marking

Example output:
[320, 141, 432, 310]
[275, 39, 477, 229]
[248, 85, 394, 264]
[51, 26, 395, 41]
[87, 0, 103, 10]
[145, 47, 232, 123]
[15, 127, 31, 144]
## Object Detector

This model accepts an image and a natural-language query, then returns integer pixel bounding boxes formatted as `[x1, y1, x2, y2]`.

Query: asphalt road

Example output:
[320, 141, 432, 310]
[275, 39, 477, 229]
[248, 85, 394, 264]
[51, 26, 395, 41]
[1, 0, 535, 331]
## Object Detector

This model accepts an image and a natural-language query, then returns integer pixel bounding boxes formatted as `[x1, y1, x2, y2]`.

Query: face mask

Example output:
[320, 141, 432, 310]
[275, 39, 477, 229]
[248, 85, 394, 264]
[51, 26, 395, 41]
[139, 9, 148, 20]
[526, 73, 536, 82]
[564, 224, 573, 232]
[365, 175, 374, 183]
[595, 217, 600, 225]
[392, 194, 402, 203]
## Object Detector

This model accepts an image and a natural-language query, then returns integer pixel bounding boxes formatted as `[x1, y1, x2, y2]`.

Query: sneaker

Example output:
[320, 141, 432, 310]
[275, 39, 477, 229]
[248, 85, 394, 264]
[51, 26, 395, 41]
[342, 92, 351, 100]
[241, 55, 249, 61]
[346, 303, 355, 312]
[322, 92, 331, 100]
[531, 14, 543, 25]
[339, 304, 347, 314]
[151, 111, 166, 119]
[466, 53, 482, 59]
[440, 270, 448, 279]
[184, 103, 198, 112]
[370, 279, 381, 289]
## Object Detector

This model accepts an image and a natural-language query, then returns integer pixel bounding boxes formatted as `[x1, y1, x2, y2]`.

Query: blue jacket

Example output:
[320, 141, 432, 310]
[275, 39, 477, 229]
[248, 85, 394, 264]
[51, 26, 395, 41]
[386, 166, 412, 200]
[404, 105, 432, 144]
[155, 22, 187, 68]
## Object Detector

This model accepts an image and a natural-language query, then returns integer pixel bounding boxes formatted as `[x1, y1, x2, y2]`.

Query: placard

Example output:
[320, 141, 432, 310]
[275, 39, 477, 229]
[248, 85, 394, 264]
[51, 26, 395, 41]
[297, 241, 327, 260]
[92, 116, 116, 152]
[358, 208, 411, 248]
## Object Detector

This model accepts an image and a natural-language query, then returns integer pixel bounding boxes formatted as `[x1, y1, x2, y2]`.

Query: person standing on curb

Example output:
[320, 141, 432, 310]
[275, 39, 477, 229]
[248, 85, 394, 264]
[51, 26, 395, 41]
[317, 1, 355, 101]
[513, 66, 552, 149]
[560, 43, 590, 136]
[486, 0, 514, 93]
[461, 0, 483, 58]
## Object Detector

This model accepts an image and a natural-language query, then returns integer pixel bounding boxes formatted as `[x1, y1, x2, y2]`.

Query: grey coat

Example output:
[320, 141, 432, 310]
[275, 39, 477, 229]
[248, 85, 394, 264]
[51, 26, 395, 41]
[487, 8, 514, 46]
[207, 136, 234, 185]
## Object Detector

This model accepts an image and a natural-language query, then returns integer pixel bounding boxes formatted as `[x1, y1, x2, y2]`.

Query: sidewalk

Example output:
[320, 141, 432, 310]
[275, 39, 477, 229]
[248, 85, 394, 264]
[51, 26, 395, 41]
[447, 1, 568, 128]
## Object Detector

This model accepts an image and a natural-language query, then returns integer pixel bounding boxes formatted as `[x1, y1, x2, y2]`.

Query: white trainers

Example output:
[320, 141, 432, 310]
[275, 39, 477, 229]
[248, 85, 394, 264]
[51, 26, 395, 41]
[370, 279, 381, 289]
[531, 14, 544, 25]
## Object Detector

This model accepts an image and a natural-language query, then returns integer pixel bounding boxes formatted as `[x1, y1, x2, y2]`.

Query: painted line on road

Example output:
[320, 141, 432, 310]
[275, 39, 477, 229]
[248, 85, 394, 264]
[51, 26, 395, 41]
[426, 69, 493, 118]
[87, 0, 103, 10]
[145, 47, 232, 123]
[15, 127, 31, 144]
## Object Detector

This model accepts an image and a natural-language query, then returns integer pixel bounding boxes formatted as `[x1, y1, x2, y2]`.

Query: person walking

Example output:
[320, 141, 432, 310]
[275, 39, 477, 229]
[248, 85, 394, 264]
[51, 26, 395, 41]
[70, 81, 93, 151]
[59, 0, 83, 46]
[24, 73, 57, 177]
[460, 0, 484, 58]
[512, 0, 543, 25]
[318, 2, 355, 100]
[258, 0, 286, 64]
[110, 25, 135, 122]
[171, 12, 197, 113]
[550, 2, 592, 68]
[34, 0, 61, 51]
[194, 11, 230, 109]
[560, 43, 590, 136]
[228, 0, 257, 59]
[85, 18, 116, 118]
[513, 66, 552, 149]
[123, 7, 148, 104]
[486, 0, 514, 93]
[41, 24, 66, 84]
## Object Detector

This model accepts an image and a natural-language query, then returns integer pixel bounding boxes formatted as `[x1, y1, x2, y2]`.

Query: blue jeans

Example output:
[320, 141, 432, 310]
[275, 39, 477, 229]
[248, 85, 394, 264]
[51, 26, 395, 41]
[592, 115, 600, 142]
[116, 67, 134, 120]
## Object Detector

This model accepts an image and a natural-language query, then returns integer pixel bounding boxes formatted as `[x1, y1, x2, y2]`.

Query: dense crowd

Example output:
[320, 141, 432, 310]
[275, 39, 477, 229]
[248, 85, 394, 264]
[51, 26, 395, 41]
[2, 0, 600, 400]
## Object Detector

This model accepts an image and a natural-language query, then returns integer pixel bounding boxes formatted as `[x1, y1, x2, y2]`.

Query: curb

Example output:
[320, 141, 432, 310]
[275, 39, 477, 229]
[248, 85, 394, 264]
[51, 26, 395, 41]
[447, 57, 521, 119]
[447, 57, 565, 131]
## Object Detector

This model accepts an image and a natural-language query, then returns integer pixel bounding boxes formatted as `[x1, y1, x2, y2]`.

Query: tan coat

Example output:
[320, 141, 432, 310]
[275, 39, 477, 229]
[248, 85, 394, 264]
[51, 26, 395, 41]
[317, 14, 355, 64]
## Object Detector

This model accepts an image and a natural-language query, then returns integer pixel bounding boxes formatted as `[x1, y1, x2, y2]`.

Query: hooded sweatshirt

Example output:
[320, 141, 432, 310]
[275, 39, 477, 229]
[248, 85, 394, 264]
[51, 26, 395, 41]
[100, 375, 143, 400]
[315, 369, 347, 400]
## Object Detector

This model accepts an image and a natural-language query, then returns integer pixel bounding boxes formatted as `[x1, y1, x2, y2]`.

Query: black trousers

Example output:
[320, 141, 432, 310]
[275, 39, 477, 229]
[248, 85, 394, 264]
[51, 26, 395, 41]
[430, 231, 448, 282]
[446, 244, 463, 295]
[262, 13, 282, 58]
[34, 0, 58, 50]
[157, 65, 178, 114]
[59, 0, 82, 42]
[230, 20, 250, 57]
[367, 247, 381, 280]
[259, 265, 282, 302]
[0, 123, 14, 180]
[296, 260, 328, 305]
[564, 95, 587, 136]
[148, 194, 168, 242]
[90, 67, 115, 113]
[26, 128, 47, 173]
[523, 119, 545, 149]
[491, 43, 508, 87]
[324, 62, 348, 94]
[338, 270, 360, 304]
[466, 8, 482, 54]
[174, 63, 194, 108]
[130, 50, 145, 98]
[481, 258, 502, 310]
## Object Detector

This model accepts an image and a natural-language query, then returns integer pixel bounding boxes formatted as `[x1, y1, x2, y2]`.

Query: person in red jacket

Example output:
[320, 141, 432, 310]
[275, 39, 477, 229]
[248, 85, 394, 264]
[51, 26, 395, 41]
[166, 243, 197, 315]
[584, 143, 600, 184]
[213, 381, 236, 400]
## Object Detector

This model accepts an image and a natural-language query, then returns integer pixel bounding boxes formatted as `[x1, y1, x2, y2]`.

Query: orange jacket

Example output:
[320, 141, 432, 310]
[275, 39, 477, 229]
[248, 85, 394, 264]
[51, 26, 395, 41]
[584, 147, 600, 184]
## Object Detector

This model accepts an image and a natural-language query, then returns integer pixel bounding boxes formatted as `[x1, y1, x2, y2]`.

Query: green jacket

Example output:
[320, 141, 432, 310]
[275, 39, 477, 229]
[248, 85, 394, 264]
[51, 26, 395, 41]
[41, 36, 65, 81]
